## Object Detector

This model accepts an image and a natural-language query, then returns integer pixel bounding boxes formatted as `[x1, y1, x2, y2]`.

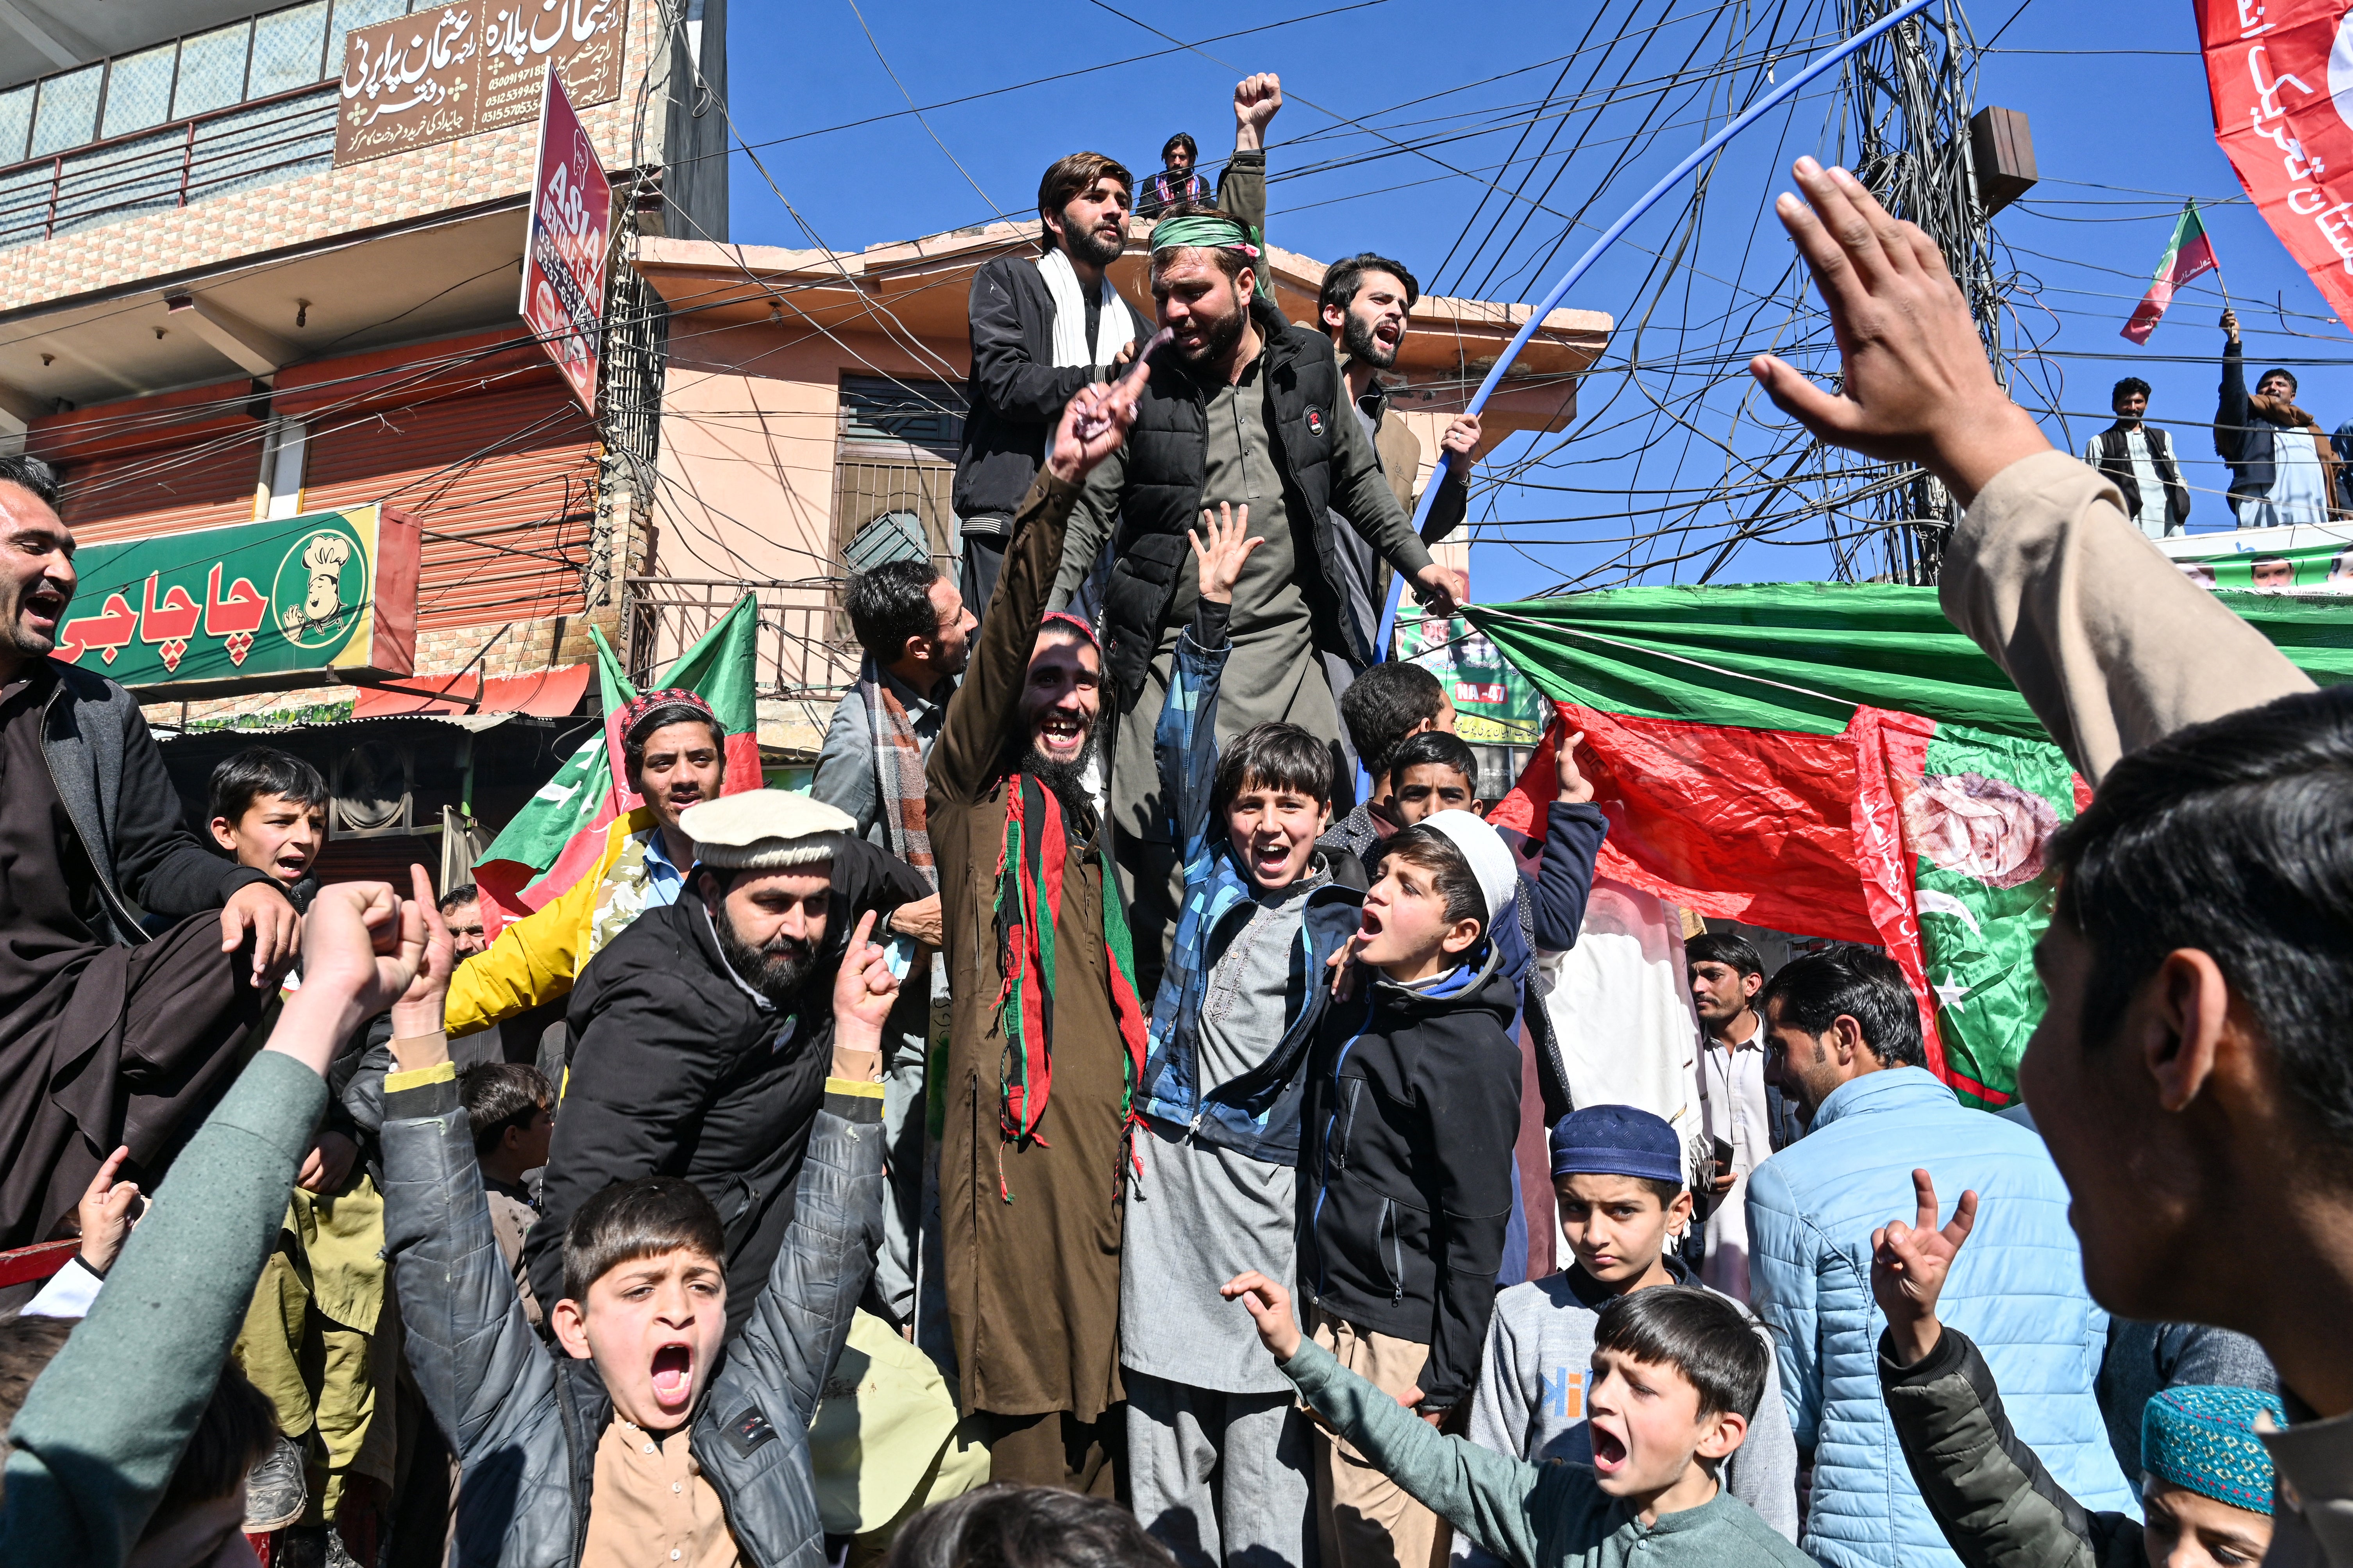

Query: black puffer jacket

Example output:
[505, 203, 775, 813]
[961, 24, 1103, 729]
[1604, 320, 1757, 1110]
[520, 839, 926, 1335]
[1297, 940, 1522, 1411]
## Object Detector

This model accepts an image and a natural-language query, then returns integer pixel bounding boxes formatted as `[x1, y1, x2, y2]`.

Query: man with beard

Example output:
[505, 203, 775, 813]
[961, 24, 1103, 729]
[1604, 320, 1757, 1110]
[954, 75, 1280, 621]
[518, 789, 928, 1336]
[2214, 307, 2343, 527]
[929, 371, 1149, 1491]
[1317, 254, 1482, 752]
[0, 454, 299, 1251]
[1050, 208, 1469, 982]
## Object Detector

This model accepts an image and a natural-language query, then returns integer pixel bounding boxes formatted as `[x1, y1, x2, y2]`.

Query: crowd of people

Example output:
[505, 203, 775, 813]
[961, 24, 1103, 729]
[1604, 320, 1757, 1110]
[0, 71, 2345, 1568]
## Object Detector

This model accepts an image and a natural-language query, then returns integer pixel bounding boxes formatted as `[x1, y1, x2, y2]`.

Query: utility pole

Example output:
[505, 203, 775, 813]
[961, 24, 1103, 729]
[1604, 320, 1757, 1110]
[1837, 0, 2008, 585]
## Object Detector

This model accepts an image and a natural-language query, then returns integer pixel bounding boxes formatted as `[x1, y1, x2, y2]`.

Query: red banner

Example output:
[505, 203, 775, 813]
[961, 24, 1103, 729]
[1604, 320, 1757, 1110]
[520, 66, 613, 414]
[2199, 0, 2353, 330]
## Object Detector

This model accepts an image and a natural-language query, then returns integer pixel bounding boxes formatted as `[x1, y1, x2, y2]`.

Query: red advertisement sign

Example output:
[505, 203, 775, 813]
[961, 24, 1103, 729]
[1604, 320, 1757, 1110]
[520, 65, 612, 414]
[2198, 0, 2353, 329]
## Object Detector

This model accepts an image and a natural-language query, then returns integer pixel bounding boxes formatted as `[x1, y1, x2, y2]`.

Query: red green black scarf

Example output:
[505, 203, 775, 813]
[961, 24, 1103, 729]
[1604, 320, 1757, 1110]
[991, 773, 1150, 1200]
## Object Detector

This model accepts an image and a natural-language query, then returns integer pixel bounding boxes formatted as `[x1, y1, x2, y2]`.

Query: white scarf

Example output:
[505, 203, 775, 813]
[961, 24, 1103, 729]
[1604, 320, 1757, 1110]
[1037, 248, 1127, 369]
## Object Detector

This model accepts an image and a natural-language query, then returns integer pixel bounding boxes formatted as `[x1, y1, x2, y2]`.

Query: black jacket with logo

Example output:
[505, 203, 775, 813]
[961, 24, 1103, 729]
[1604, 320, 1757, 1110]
[520, 838, 926, 1335]
[1297, 941, 1523, 1411]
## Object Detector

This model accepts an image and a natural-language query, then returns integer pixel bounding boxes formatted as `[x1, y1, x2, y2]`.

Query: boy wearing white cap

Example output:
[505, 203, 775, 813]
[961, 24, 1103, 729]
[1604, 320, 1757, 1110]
[1296, 809, 1526, 1568]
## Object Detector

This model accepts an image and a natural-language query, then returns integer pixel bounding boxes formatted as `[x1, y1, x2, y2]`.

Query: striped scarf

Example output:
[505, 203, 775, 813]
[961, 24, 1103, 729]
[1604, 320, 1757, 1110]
[991, 773, 1150, 1200]
[859, 658, 934, 889]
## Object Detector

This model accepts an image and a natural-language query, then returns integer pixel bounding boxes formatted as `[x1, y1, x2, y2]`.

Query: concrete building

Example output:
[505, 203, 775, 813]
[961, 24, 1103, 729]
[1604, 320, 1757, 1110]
[0, 0, 725, 879]
[627, 221, 1612, 755]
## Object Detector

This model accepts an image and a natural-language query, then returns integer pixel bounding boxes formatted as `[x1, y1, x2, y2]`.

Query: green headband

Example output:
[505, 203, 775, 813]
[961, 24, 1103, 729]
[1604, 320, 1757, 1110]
[1149, 213, 1260, 259]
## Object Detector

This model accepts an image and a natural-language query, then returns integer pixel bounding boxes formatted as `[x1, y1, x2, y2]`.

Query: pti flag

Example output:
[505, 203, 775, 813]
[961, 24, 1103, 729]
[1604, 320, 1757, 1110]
[2122, 203, 2219, 343]
[2197, 0, 2353, 334]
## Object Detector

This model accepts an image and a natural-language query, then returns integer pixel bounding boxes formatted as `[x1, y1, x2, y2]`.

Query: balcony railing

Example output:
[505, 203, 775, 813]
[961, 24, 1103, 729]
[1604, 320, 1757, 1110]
[621, 577, 856, 706]
[0, 82, 337, 251]
[0, 0, 412, 166]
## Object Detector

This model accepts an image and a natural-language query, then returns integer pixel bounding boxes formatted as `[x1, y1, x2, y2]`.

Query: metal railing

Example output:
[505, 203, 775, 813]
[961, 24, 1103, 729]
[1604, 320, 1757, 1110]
[0, 82, 336, 250]
[621, 576, 856, 709]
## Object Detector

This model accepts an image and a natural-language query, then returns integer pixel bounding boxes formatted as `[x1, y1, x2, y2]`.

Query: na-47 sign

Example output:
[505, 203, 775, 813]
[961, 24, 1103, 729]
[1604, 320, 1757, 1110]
[55, 504, 421, 695]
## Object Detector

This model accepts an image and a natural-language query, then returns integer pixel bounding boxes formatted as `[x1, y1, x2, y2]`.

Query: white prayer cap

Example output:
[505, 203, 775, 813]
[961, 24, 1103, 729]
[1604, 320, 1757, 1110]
[681, 790, 855, 871]
[1419, 809, 1520, 929]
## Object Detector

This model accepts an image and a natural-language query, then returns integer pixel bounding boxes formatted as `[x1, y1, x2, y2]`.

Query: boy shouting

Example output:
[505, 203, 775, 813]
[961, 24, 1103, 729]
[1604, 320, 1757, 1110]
[1466, 1106, 1798, 1545]
[1124, 501, 1366, 1568]
[1223, 1270, 1810, 1568]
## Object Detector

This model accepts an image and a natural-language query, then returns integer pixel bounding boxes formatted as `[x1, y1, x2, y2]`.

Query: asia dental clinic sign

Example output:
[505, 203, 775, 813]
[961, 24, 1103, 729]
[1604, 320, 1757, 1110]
[56, 505, 422, 697]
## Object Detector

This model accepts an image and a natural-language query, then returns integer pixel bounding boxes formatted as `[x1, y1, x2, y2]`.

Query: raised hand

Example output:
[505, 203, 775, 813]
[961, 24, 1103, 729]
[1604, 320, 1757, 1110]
[1220, 1270, 1303, 1361]
[1554, 725, 1594, 805]
[75, 1144, 141, 1276]
[1189, 502, 1264, 605]
[388, 862, 457, 1052]
[1234, 73, 1282, 152]
[1869, 1167, 1979, 1366]
[2221, 306, 2241, 343]
[268, 879, 422, 1078]
[831, 909, 898, 1075]
[1053, 329, 1171, 482]
[1747, 158, 2046, 507]
[1440, 412, 1481, 475]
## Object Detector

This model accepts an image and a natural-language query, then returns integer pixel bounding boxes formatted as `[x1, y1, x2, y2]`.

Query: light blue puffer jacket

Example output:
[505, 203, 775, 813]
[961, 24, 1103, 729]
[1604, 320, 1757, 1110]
[1745, 1067, 2135, 1568]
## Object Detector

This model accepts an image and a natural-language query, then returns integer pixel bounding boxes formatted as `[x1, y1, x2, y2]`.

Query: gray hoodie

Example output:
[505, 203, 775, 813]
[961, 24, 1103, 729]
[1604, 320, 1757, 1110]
[1461, 1261, 1800, 1549]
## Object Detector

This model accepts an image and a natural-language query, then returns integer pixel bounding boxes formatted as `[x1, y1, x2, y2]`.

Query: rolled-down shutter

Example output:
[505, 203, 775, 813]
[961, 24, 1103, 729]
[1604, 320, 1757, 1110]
[55, 431, 265, 545]
[301, 382, 601, 631]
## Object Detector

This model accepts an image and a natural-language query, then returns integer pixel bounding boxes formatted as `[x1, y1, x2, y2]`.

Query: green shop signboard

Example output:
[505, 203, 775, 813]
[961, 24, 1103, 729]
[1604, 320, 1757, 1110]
[56, 505, 422, 695]
[1395, 607, 1550, 744]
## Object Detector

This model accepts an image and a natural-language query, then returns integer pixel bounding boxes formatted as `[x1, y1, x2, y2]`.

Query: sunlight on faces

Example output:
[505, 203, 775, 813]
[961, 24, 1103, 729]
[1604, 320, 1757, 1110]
[1556, 1173, 1691, 1287]
[0, 484, 75, 661]
[920, 577, 977, 679]
[552, 1248, 727, 1429]
[443, 895, 488, 957]
[633, 721, 724, 834]
[1389, 762, 1479, 825]
[1048, 177, 1130, 269]
[210, 791, 325, 884]
[1687, 960, 1759, 1030]
[1760, 995, 1856, 1124]
[1356, 853, 1482, 981]
[1225, 771, 1330, 890]
[1324, 269, 1411, 371]
[2140, 1478, 2272, 1568]
[703, 866, 831, 1004]
[1153, 252, 1253, 367]
[1020, 627, 1101, 769]
[1584, 1347, 1746, 1501]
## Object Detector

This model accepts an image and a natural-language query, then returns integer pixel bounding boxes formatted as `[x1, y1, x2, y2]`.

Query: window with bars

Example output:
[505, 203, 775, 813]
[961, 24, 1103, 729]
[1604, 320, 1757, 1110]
[833, 375, 967, 602]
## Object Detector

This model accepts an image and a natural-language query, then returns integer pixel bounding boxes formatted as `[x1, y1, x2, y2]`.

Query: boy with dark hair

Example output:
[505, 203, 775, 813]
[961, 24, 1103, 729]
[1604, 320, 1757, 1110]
[1295, 811, 1527, 1568]
[887, 1483, 1180, 1568]
[1223, 1271, 1811, 1568]
[1323, 660, 1454, 865]
[1387, 728, 1485, 822]
[1123, 503, 1365, 1568]
[461, 1060, 554, 1327]
[380, 886, 900, 1565]
[207, 746, 328, 892]
[1466, 1105, 1799, 1548]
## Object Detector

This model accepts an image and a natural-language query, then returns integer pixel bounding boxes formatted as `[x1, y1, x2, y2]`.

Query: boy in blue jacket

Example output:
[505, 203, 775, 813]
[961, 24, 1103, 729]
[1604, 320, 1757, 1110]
[1122, 502, 1365, 1568]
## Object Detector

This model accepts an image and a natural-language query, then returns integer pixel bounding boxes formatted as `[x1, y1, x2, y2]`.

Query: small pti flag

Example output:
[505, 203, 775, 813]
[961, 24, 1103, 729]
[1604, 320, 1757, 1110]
[2122, 202, 2219, 345]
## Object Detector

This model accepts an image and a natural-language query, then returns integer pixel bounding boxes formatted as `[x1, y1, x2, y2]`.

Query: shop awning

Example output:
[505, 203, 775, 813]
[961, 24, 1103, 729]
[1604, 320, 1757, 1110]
[350, 663, 590, 719]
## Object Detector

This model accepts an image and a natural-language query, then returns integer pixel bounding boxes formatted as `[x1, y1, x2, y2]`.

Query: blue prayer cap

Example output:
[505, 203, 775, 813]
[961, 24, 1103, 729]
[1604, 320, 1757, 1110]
[1549, 1104, 1683, 1185]
[2142, 1384, 2285, 1515]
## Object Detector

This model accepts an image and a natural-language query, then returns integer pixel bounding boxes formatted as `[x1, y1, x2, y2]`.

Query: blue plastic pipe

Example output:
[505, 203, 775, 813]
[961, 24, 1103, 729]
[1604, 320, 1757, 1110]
[1376, 0, 1936, 668]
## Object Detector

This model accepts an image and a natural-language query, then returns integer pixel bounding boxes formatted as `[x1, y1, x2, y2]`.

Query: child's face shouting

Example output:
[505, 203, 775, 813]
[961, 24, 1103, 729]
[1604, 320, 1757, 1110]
[1584, 1348, 1746, 1514]
[1225, 771, 1329, 889]
[1556, 1173, 1690, 1288]
[211, 791, 325, 885]
[1388, 763, 1479, 825]
[1355, 851, 1482, 982]
[553, 1248, 728, 1430]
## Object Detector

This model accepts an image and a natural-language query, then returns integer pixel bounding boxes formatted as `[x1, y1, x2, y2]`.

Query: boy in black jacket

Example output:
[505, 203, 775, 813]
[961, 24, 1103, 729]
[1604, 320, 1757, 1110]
[1298, 811, 1526, 1568]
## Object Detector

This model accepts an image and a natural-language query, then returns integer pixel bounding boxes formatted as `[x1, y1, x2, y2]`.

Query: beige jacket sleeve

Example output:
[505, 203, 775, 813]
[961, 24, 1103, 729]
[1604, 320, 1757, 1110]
[1938, 449, 2314, 786]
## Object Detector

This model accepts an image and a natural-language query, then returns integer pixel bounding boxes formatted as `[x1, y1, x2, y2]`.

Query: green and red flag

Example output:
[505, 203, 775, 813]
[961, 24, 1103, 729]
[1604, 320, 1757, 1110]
[473, 594, 763, 936]
[2121, 202, 2219, 345]
[1475, 582, 2353, 1108]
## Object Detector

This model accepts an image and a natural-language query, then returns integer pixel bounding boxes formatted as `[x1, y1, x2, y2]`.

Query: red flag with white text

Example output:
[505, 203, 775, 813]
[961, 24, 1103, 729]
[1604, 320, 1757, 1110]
[2197, 0, 2353, 331]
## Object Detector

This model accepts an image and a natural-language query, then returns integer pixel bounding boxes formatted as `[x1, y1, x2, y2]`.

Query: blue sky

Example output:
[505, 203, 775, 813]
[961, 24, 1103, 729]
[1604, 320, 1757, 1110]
[721, 1, 2339, 600]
